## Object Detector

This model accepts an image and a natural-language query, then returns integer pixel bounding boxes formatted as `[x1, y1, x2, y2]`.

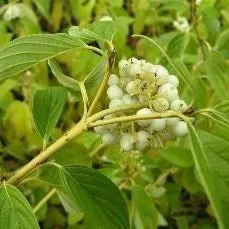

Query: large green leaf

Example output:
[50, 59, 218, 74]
[0, 184, 39, 229]
[0, 34, 85, 80]
[132, 185, 158, 229]
[159, 147, 193, 168]
[205, 50, 229, 100]
[39, 163, 130, 229]
[199, 131, 229, 182]
[187, 122, 229, 229]
[32, 86, 67, 141]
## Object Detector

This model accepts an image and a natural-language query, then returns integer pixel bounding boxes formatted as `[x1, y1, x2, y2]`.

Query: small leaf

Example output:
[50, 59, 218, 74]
[0, 34, 85, 80]
[48, 59, 80, 91]
[32, 86, 67, 141]
[132, 185, 158, 229]
[39, 164, 130, 229]
[0, 184, 39, 229]
[159, 147, 193, 168]
[206, 49, 229, 100]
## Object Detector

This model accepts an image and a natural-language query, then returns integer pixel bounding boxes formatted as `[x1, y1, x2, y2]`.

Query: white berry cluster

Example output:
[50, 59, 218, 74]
[94, 58, 189, 152]
[173, 16, 190, 33]
[3, 4, 21, 22]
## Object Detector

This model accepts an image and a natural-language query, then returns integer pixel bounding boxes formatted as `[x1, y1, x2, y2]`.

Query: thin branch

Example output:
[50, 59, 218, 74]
[87, 59, 110, 117]
[88, 110, 184, 128]
[6, 120, 88, 185]
[33, 188, 56, 214]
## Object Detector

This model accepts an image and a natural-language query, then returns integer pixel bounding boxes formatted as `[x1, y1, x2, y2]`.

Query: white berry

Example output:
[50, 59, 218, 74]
[126, 81, 138, 96]
[136, 131, 150, 150]
[120, 133, 134, 151]
[158, 83, 179, 102]
[166, 117, 179, 127]
[102, 132, 115, 145]
[118, 59, 129, 70]
[150, 119, 166, 132]
[168, 75, 179, 87]
[108, 74, 119, 86]
[109, 98, 124, 108]
[107, 85, 123, 99]
[136, 108, 152, 126]
[153, 65, 169, 85]
[172, 121, 188, 137]
[128, 63, 142, 77]
[122, 94, 136, 105]
[94, 126, 108, 134]
[152, 98, 169, 112]
[170, 99, 188, 112]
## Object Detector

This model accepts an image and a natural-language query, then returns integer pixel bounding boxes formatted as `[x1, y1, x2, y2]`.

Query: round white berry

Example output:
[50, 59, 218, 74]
[108, 74, 119, 86]
[141, 62, 154, 72]
[168, 75, 179, 87]
[152, 98, 169, 112]
[172, 121, 188, 137]
[118, 59, 129, 70]
[94, 126, 108, 134]
[166, 117, 179, 127]
[158, 83, 179, 102]
[136, 108, 152, 126]
[120, 133, 134, 151]
[153, 65, 169, 85]
[136, 131, 150, 150]
[122, 94, 136, 105]
[150, 119, 166, 132]
[126, 81, 138, 96]
[170, 99, 188, 112]
[128, 63, 142, 77]
[109, 98, 124, 108]
[107, 85, 123, 99]
[102, 132, 116, 145]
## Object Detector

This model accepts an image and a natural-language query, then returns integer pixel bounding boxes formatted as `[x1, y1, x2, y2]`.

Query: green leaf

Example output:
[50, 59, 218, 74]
[206, 49, 229, 100]
[52, 143, 91, 167]
[0, 34, 85, 80]
[166, 33, 188, 59]
[84, 55, 107, 90]
[39, 163, 130, 229]
[32, 86, 67, 141]
[48, 59, 80, 91]
[199, 131, 229, 182]
[49, 55, 107, 93]
[187, 121, 229, 229]
[0, 184, 39, 229]
[68, 26, 105, 43]
[132, 185, 158, 229]
[159, 147, 193, 168]
[171, 59, 191, 85]
[215, 29, 229, 58]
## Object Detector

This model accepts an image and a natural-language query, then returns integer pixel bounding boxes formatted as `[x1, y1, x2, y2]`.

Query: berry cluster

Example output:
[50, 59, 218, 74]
[173, 16, 190, 33]
[94, 58, 189, 152]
